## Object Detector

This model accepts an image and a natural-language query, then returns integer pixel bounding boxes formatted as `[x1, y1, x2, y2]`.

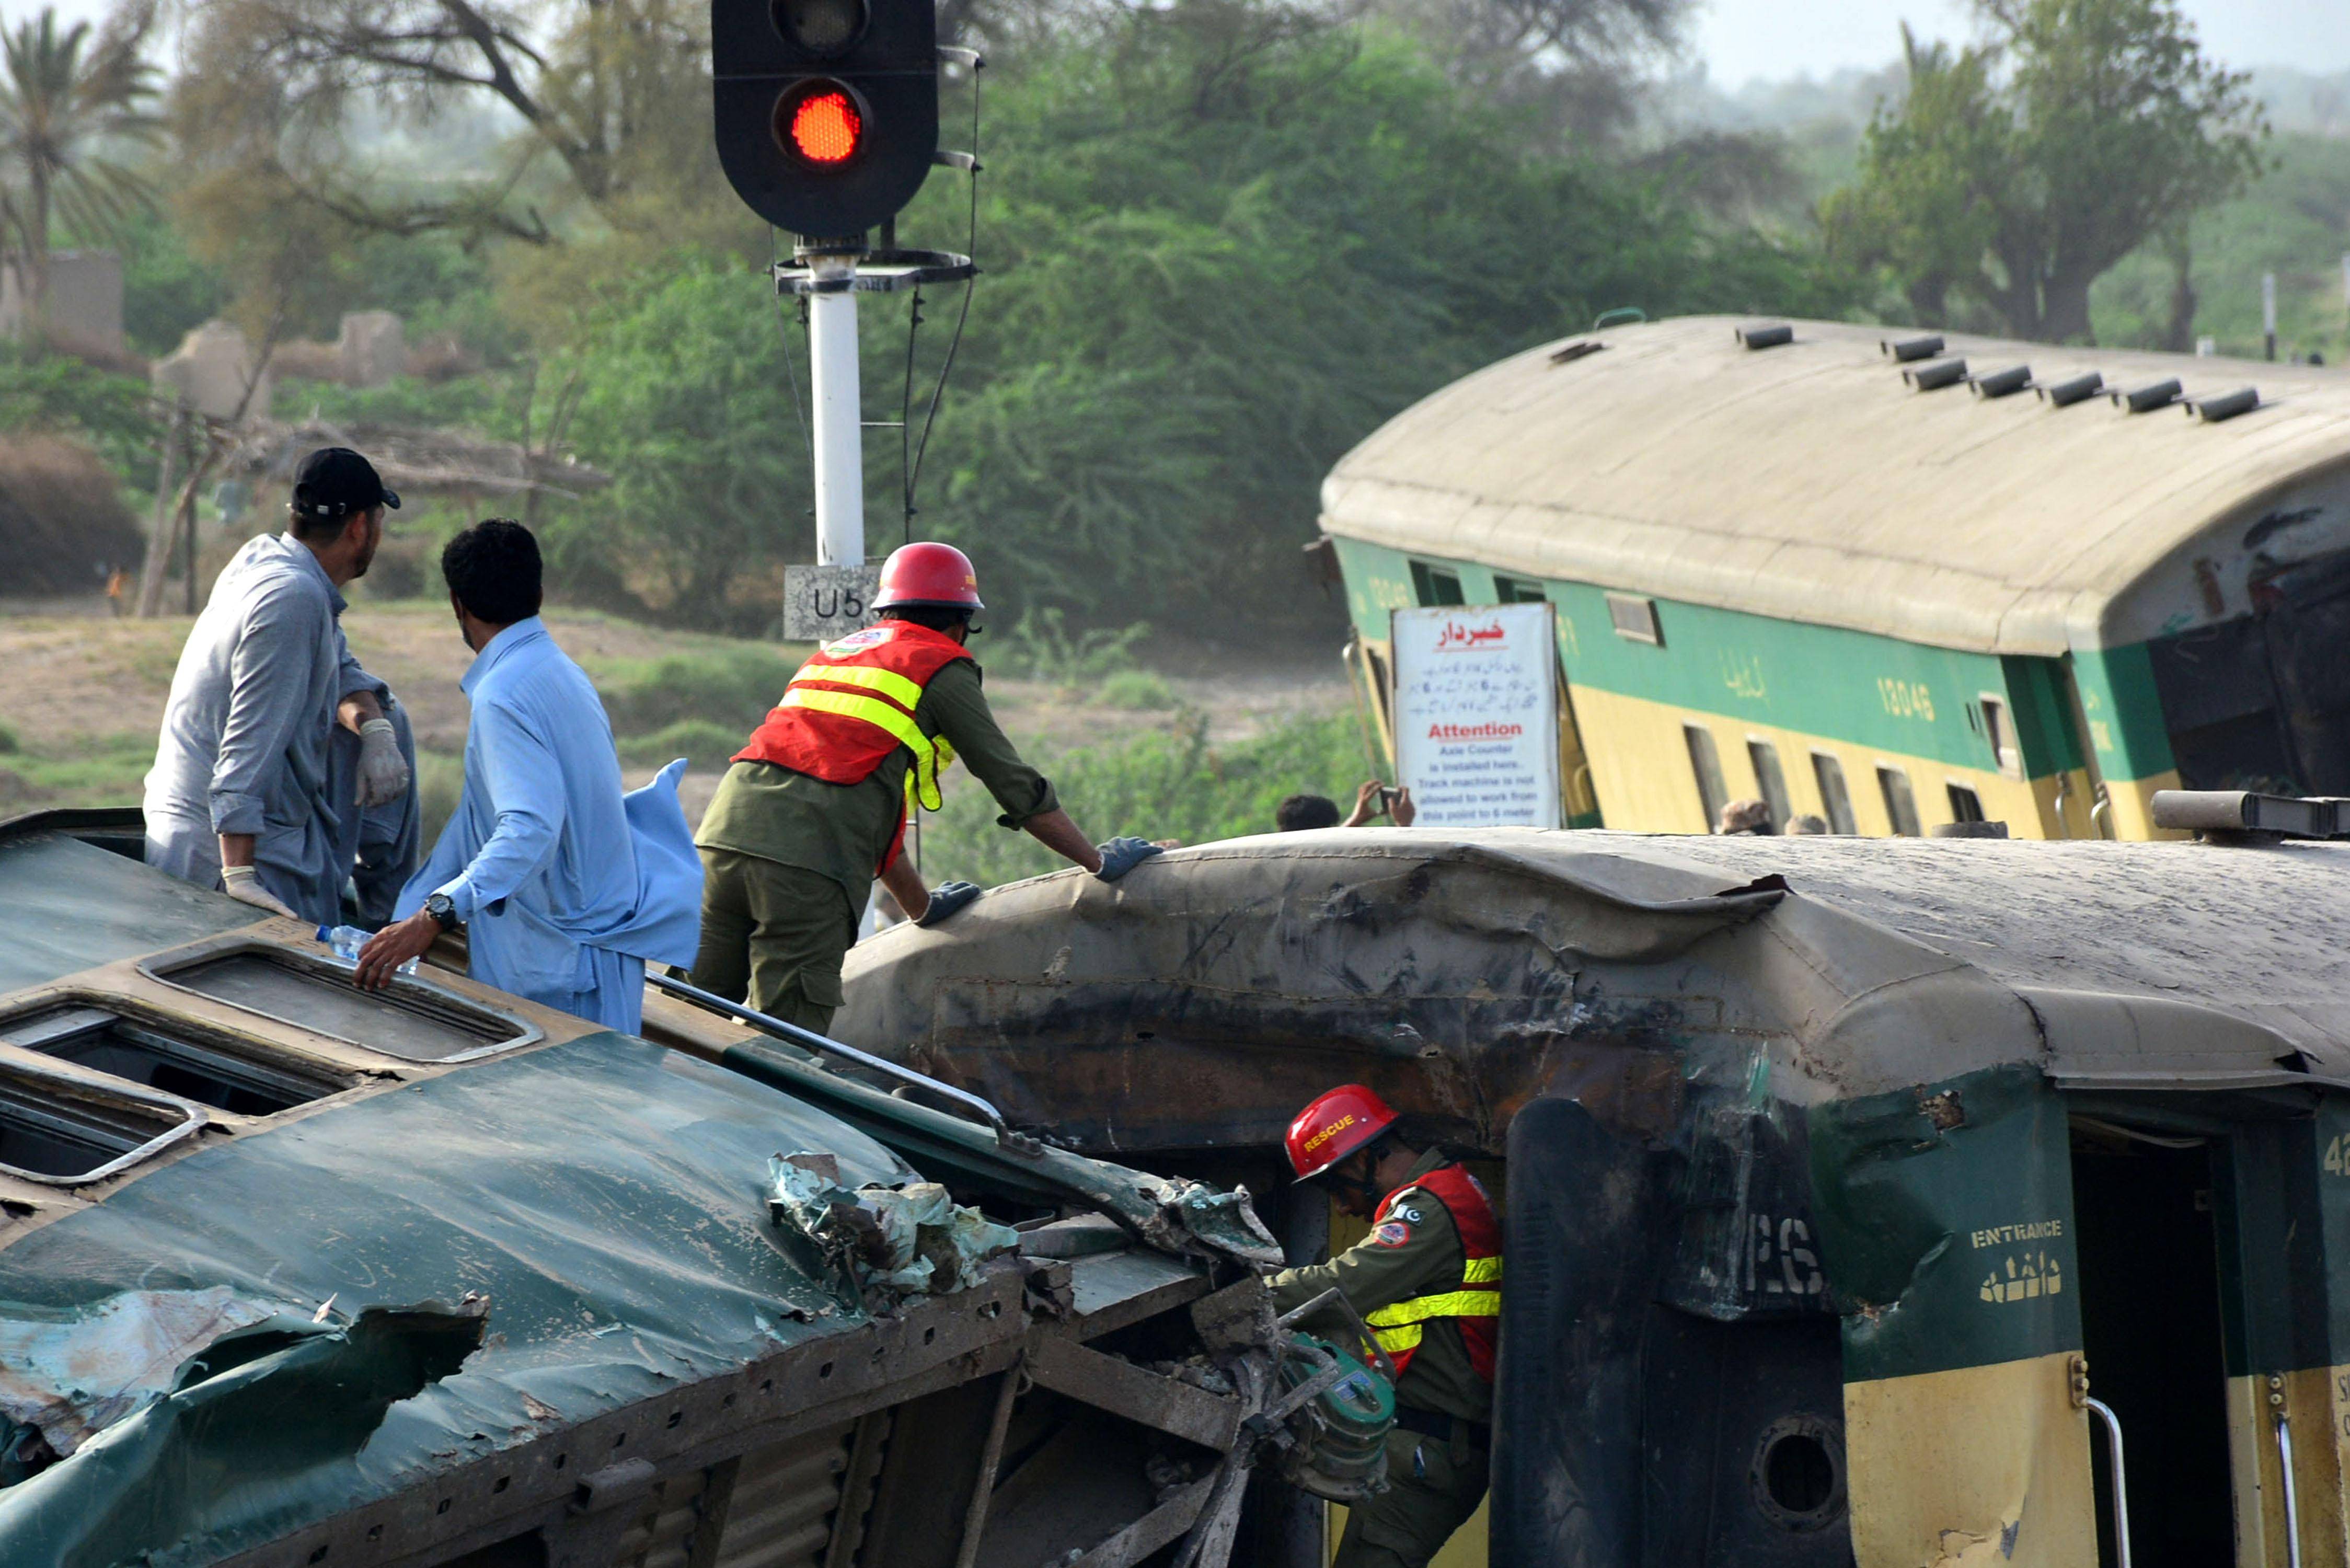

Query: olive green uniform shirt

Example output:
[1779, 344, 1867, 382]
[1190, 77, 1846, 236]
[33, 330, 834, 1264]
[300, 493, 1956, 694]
[1267, 1149, 1494, 1425]
[695, 658, 1057, 912]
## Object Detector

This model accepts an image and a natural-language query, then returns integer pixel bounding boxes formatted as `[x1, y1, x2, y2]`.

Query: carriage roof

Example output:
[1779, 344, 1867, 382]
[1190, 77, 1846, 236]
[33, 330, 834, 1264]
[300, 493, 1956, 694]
[1319, 316, 2350, 656]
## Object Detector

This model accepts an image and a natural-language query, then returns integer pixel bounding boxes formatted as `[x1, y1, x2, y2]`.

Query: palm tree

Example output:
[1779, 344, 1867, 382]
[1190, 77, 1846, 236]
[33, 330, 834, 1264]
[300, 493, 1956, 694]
[0, 3, 161, 344]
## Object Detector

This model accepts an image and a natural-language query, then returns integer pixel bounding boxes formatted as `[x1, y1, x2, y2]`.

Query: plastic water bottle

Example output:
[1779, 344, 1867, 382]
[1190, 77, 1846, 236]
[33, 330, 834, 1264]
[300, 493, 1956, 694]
[316, 925, 418, 977]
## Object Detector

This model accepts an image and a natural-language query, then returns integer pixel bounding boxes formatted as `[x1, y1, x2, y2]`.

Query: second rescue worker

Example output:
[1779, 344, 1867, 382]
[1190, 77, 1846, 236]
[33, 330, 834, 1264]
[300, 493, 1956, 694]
[1269, 1085, 1499, 1568]
[692, 542, 1162, 1032]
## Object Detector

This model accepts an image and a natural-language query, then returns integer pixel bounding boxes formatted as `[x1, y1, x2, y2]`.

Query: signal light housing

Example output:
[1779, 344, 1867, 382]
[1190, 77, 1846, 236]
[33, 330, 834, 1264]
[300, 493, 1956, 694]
[771, 0, 867, 55]
[713, 0, 938, 240]
[778, 81, 865, 166]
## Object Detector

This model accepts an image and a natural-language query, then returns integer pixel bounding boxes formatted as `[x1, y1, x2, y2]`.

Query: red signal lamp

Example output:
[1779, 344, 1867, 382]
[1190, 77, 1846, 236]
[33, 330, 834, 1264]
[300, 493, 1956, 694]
[776, 80, 863, 167]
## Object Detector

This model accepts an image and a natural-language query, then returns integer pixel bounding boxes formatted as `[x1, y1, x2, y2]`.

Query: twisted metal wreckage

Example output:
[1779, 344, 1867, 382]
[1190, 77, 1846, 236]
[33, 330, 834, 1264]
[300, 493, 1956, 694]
[838, 826, 2350, 1568]
[0, 808, 1392, 1568]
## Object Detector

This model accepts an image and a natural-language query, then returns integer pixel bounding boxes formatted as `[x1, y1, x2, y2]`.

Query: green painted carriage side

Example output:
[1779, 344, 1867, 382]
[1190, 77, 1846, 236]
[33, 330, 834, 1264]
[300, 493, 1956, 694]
[1332, 535, 2111, 782]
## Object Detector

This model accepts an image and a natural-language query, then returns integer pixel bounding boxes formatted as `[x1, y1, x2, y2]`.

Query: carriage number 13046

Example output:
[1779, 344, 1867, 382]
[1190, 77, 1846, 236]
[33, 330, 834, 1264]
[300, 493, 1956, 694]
[1877, 678, 1936, 722]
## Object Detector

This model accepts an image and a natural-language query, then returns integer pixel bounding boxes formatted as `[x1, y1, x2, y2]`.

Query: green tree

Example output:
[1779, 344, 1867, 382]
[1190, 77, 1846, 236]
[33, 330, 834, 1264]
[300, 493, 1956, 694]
[544, 7, 1849, 631]
[0, 3, 163, 343]
[1823, 0, 2267, 342]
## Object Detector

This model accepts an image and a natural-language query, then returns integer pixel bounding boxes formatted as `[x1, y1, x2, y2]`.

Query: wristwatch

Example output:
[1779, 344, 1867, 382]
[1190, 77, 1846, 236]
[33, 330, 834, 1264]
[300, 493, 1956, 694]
[424, 892, 459, 932]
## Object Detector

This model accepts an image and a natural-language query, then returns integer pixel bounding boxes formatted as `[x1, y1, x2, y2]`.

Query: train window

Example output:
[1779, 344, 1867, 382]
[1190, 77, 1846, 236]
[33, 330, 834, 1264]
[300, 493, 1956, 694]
[0, 1058, 201, 1184]
[1493, 575, 1547, 604]
[1811, 753, 1858, 834]
[1979, 696, 2024, 778]
[1877, 766, 1922, 836]
[1605, 592, 1662, 645]
[145, 947, 538, 1064]
[1363, 644, 1393, 735]
[1409, 562, 1466, 606]
[1686, 725, 1730, 830]
[1946, 782, 1986, 823]
[1, 1005, 350, 1115]
[1746, 741, 1792, 830]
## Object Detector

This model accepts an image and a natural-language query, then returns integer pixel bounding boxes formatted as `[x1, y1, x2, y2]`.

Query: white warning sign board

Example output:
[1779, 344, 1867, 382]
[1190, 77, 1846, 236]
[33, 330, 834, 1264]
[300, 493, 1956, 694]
[1390, 602, 1562, 829]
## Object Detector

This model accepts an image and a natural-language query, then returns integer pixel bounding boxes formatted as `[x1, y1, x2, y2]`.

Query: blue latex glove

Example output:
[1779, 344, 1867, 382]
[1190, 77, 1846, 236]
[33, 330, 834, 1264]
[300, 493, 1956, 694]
[1095, 837, 1164, 883]
[916, 880, 983, 927]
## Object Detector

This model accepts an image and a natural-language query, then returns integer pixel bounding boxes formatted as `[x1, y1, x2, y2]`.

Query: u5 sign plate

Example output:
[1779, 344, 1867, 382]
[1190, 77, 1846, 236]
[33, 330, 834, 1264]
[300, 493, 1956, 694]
[784, 562, 883, 643]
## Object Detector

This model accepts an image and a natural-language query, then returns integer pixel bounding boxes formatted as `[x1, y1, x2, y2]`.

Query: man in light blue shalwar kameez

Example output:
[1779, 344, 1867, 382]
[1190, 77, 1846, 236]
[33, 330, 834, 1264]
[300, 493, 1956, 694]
[354, 521, 699, 1031]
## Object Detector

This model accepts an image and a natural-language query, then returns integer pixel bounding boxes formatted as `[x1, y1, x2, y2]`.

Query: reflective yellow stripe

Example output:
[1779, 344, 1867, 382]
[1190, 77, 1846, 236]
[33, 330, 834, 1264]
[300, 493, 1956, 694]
[780, 687, 948, 809]
[796, 663, 924, 711]
[1462, 1255, 1502, 1284]
[1363, 1289, 1501, 1328]
[1373, 1323, 1423, 1354]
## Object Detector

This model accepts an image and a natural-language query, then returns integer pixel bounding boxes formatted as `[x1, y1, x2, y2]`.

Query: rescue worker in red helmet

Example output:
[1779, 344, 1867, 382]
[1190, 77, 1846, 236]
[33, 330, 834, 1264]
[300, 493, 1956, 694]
[1269, 1085, 1499, 1568]
[689, 542, 1161, 1033]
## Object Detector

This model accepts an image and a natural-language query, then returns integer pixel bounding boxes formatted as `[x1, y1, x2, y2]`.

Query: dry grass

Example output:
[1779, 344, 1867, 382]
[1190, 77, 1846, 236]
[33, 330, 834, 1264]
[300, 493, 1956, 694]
[0, 598, 1351, 825]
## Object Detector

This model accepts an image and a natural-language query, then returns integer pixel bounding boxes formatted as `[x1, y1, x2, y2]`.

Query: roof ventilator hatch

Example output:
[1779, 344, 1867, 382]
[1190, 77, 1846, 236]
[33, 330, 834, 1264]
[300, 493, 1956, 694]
[2112, 379, 2181, 413]
[1736, 323, 1794, 350]
[2185, 387, 2260, 423]
[1970, 365, 2032, 398]
[1904, 358, 1968, 391]
[1883, 334, 1944, 363]
[2039, 372, 2104, 408]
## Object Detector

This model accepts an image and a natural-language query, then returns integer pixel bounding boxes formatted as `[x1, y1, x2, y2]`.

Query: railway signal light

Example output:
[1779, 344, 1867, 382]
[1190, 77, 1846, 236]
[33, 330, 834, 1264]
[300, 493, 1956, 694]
[712, 0, 939, 241]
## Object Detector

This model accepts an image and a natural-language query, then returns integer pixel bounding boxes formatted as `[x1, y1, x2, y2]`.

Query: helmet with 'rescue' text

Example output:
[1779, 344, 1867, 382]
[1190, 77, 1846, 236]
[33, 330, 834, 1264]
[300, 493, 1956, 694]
[1285, 1084, 1399, 1183]
[873, 541, 984, 612]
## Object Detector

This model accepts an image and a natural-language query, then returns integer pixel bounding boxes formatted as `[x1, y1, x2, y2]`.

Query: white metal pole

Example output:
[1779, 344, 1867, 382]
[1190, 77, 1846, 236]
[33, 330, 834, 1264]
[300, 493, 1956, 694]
[2264, 271, 2278, 362]
[807, 255, 865, 567]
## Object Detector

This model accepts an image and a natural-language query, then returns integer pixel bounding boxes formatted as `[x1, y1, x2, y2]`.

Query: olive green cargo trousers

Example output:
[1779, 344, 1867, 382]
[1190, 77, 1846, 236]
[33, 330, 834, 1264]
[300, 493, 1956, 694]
[1334, 1425, 1490, 1568]
[689, 850, 862, 1035]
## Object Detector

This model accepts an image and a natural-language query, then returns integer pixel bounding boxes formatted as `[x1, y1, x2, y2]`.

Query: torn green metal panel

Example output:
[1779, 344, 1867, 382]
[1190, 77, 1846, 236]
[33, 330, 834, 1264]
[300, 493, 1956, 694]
[0, 1302, 486, 1568]
[718, 1041, 1283, 1269]
[1807, 1065, 2082, 1383]
[0, 833, 255, 996]
[0, 1030, 913, 1564]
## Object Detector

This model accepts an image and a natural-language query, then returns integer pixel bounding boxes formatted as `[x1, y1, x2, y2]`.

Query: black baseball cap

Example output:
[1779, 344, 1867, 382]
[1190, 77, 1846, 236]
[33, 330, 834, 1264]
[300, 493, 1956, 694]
[292, 447, 400, 519]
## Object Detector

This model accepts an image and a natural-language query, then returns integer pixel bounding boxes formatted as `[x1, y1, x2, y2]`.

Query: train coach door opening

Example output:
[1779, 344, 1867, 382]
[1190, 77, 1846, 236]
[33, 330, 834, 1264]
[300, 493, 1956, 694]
[2069, 1123, 2234, 1566]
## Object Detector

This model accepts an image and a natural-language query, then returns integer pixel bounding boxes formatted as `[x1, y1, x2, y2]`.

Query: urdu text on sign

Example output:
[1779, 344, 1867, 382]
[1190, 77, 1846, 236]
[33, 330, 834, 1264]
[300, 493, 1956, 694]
[1390, 602, 1562, 829]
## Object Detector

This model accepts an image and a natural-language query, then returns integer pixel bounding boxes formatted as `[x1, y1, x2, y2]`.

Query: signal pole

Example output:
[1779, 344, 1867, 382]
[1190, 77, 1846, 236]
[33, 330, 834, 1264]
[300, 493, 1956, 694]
[806, 252, 865, 567]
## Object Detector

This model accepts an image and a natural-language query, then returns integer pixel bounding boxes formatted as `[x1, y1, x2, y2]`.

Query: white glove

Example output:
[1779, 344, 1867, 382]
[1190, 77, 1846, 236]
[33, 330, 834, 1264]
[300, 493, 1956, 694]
[355, 717, 410, 810]
[221, 864, 298, 919]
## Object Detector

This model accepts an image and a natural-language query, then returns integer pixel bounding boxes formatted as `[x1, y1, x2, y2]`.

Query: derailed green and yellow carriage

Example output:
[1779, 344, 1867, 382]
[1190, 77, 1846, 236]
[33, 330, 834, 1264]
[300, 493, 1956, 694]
[0, 808, 1373, 1568]
[839, 818, 2350, 1566]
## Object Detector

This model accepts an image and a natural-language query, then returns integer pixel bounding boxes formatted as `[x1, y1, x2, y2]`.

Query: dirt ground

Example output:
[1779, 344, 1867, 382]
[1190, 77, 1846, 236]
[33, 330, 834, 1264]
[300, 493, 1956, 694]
[0, 595, 1353, 822]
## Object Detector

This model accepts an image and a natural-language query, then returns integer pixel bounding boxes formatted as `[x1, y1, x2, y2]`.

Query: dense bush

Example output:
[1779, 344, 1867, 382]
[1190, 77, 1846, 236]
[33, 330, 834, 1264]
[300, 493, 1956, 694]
[909, 709, 1374, 886]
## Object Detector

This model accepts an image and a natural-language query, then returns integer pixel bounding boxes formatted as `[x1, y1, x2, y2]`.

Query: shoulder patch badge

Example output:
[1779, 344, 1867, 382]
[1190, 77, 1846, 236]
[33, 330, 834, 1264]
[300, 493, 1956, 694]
[1370, 1219, 1413, 1248]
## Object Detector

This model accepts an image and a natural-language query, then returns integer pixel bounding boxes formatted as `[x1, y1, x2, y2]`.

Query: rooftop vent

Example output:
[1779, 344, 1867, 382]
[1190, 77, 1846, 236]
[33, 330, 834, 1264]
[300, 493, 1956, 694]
[2039, 372, 2104, 408]
[1883, 335, 1944, 363]
[1736, 324, 1793, 350]
[2112, 379, 2182, 414]
[1970, 365, 2032, 398]
[2186, 387, 2260, 423]
[1903, 358, 1968, 391]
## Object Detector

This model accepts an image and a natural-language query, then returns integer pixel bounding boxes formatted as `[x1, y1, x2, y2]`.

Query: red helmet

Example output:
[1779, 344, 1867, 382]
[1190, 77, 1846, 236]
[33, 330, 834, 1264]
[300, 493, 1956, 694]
[874, 541, 984, 612]
[1285, 1084, 1399, 1183]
